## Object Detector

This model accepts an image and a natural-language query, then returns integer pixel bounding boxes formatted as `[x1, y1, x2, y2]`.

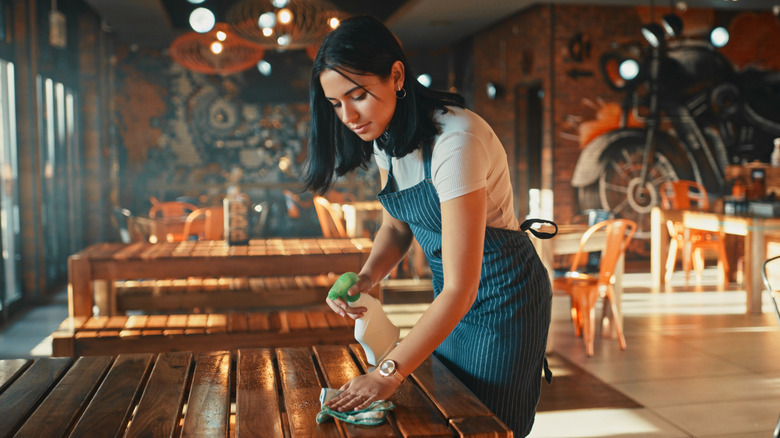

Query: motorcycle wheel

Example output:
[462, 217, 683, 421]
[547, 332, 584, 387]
[578, 141, 690, 239]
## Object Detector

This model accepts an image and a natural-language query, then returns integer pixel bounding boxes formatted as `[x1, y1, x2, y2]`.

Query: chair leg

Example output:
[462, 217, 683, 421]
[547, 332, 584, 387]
[692, 246, 705, 284]
[716, 239, 730, 287]
[582, 300, 596, 357]
[665, 238, 679, 284]
[605, 292, 627, 350]
[570, 305, 582, 337]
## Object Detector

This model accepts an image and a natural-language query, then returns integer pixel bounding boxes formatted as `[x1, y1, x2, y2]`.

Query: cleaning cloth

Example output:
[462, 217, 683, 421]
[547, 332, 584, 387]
[316, 388, 394, 426]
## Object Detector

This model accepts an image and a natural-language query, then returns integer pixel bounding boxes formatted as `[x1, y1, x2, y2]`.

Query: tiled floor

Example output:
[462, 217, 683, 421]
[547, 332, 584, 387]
[2, 269, 779, 437]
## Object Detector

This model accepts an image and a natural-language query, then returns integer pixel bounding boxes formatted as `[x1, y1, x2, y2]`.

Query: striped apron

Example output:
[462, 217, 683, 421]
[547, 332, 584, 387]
[377, 145, 553, 436]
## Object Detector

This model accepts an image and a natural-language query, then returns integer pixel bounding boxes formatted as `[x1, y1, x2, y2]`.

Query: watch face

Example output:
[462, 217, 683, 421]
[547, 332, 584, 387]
[379, 359, 396, 376]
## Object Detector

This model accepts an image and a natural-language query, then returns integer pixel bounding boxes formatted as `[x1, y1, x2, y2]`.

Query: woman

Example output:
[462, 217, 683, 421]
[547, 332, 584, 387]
[304, 16, 553, 436]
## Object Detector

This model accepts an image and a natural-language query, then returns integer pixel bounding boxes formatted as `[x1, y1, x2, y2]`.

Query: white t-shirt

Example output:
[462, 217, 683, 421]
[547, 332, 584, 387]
[374, 106, 520, 230]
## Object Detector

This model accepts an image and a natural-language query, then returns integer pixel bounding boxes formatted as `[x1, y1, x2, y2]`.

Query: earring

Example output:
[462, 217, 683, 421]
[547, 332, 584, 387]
[395, 87, 406, 99]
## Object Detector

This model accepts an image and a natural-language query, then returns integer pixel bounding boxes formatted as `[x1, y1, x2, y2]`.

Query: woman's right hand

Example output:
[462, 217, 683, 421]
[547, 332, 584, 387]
[326, 273, 371, 319]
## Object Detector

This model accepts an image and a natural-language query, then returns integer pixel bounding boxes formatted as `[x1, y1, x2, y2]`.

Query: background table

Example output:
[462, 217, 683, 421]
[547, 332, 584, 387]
[68, 238, 373, 318]
[0, 346, 512, 437]
[650, 207, 780, 314]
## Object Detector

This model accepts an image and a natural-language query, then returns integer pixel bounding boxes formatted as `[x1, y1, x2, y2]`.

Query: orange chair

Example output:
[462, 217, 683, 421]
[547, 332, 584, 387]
[181, 206, 225, 241]
[659, 180, 728, 286]
[313, 196, 347, 238]
[553, 219, 636, 356]
[148, 201, 198, 218]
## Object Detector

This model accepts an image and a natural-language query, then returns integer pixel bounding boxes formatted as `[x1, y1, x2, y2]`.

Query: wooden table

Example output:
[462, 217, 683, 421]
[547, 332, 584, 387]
[0, 346, 512, 437]
[650, 207, 780, 314]
[68, 238, 373, 318]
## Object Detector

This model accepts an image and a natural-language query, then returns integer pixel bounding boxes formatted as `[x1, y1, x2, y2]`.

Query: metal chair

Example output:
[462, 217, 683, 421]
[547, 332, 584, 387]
[659, 180, 729, 286]
[764, 255, 780, 438]
[148, 201, 198, 218]
[313, 196, 347, 238]
[181, 206, 225, 241]
[553, 218, 636, 356]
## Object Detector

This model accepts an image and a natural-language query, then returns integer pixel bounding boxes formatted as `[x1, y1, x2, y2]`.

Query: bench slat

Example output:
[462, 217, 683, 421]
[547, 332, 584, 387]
[14, 356, 112, 438]
[124, 351, 192, 438]
[0, 357, 71, 437]
[0, 358, 31, 393]
[69, 354, 153, 438]
[236, 349, 285, 437]
[277, 347, 341, 437]
[180, 351, 231, 437]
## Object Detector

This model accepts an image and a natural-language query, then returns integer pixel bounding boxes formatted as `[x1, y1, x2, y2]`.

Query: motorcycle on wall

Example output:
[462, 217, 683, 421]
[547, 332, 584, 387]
[571, 24, 780, 239]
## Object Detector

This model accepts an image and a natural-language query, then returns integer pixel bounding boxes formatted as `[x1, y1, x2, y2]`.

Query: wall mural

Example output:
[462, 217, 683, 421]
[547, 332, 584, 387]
[115, 51, 379, 237]
[569, 10, 780, 241]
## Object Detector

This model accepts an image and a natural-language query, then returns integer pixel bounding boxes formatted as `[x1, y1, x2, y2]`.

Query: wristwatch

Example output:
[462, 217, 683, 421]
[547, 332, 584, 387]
[378, 359, 404, 384]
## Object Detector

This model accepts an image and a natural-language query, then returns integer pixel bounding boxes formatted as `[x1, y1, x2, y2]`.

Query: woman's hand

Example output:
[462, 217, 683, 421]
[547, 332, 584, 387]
[325, 371, 401, 412]
[325, 273, 372, 319]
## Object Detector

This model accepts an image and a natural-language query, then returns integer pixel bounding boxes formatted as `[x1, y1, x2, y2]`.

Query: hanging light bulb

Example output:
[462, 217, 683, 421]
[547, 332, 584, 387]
[210, 41, 223, 54]
[262, 27, 274, 37]
[277, 34, 291, 46]
[328, 17, 340, 29]
[618, 59, 640, 80]
[258, 11, 276, 28]
[189, 7, 215, 33]
[272, 0, 289, 7]
[216, 31, 227, 41]
[278, 8, 293, 25]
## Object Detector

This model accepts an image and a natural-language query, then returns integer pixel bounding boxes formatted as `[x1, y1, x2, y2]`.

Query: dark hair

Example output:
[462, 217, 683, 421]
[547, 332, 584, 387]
[303, 15, 464, 195]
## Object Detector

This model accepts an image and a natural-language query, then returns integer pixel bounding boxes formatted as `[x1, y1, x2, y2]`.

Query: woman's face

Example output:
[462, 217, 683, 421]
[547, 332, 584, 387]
[320, 63, 402, 142]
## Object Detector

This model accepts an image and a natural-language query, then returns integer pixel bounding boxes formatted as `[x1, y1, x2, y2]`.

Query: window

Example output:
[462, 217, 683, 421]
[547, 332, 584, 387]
[0, 58, 22, 311]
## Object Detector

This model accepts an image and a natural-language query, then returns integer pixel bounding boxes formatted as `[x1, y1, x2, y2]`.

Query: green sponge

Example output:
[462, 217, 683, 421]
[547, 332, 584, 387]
[328, 272, 360, 302]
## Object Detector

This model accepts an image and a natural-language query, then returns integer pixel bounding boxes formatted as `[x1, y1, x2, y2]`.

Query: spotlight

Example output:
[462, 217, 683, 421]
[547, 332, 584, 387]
[257, 60, 272, 76]
[641, 23, 666, 48]
[710, 26, 729, 47]
[662, 14, 683, 37]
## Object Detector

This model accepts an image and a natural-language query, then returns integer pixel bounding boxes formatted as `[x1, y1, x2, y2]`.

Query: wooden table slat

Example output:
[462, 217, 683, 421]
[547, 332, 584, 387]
[236, 349, 285, 438]
[123, 352, 192, 438]
[277, 347, 341, 437]
[69, 354, 153, 438]
[180, 352, 231, 437]
[14, 356, 112, 438]
[0, 357, 72, 438]
[346, 345, 453, 437]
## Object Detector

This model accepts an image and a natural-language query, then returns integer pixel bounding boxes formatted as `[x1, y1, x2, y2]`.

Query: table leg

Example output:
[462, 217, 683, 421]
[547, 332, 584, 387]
[745, 226, 764, 314]
[68, 256, 94, 318]
[650, 207, 667, 291]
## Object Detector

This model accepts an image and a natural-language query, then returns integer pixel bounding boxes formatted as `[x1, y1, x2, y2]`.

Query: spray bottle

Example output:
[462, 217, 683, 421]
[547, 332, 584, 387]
[328, 272, 400, 365]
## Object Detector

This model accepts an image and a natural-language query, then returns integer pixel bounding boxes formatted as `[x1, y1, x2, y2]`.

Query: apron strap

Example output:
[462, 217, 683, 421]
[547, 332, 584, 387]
[520, 218, 558, 239]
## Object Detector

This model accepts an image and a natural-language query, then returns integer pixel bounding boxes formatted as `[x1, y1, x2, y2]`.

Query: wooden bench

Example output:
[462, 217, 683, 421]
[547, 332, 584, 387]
[2, 347, 512, 437]
[51, 310, 356, 357]
[112, 275, 383, 313]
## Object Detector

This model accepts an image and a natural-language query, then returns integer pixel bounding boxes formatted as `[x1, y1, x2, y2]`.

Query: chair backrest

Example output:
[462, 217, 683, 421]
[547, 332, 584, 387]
[182, 206, 225, 241]
[659, 180, 709, 212]
[313, 196, 347, 238]
[570, 219, 637, 285]
[149, 201, 198, 218]
[763, 255, 780, 326]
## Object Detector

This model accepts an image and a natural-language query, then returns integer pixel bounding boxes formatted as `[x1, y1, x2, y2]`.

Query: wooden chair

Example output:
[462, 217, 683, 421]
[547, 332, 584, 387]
[313, 196, 347, 238]
[659, 180, 729, 286]
[182, 206, 225, 241]
[553, 219, 636, 356]
[148, 201, 198, 218]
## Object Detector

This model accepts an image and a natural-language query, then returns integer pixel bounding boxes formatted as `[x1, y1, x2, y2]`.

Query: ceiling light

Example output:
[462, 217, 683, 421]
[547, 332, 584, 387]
[189, 7, 215, 33]
[662, 14, 683, 36]
[417, 74, 432, 87]
[258, 12, 276, 28]
[210, 41, 223, 54]
[187, 0, 206, 3]
[710, 26, 729, 47]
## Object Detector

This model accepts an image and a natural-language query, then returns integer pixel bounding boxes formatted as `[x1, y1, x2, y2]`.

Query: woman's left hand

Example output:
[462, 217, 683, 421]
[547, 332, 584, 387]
[325, 371, 401, 412]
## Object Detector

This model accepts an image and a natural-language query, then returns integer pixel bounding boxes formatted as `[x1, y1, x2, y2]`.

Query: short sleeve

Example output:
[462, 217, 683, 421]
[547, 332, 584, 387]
[373, 141, 389, 170]
[431, 131, 488, 202]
